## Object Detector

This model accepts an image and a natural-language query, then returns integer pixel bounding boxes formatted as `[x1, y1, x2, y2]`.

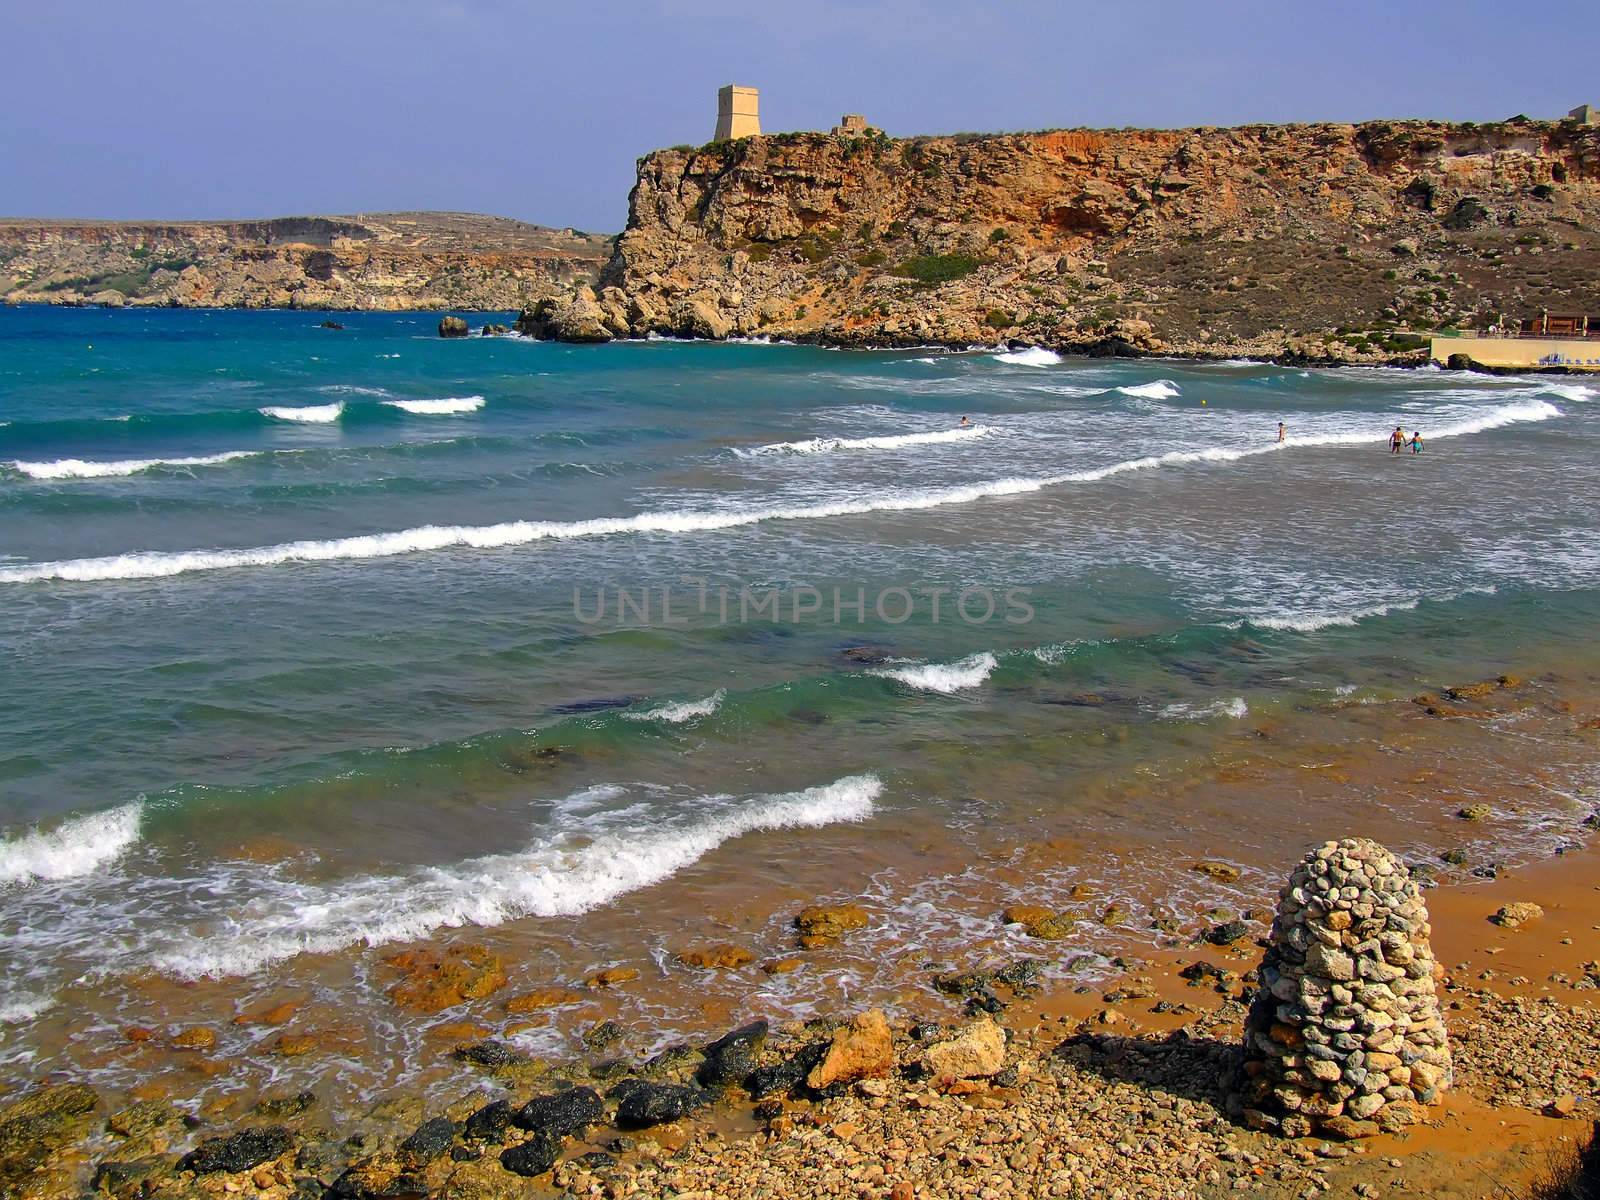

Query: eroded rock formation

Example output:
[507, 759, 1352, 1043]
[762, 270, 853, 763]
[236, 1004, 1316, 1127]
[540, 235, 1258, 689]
[590, 118, 1600, 358]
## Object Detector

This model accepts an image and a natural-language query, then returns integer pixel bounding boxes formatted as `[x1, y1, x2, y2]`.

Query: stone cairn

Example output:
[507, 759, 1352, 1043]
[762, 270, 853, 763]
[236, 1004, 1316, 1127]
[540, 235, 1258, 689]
[1238, 837, 1452, 1139]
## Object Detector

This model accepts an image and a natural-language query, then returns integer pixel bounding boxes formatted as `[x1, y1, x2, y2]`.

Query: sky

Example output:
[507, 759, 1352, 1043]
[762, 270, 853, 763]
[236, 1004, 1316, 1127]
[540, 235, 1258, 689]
[3, 0, 1594, 232]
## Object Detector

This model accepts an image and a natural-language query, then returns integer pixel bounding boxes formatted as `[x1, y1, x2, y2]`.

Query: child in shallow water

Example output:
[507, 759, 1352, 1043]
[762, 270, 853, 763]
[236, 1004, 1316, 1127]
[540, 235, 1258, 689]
[1411, 430, 1423, 454]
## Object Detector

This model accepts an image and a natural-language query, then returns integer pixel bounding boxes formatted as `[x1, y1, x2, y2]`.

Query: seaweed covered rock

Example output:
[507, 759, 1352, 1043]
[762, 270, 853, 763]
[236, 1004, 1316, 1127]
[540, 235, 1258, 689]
[1238, 838, 1451, 1139]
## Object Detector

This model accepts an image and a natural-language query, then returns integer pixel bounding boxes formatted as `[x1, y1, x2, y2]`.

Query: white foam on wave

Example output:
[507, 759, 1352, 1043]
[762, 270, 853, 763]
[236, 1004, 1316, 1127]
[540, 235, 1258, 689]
[10, 452, 256, 480]
[623, 690, 726, 724]
[1, 398, 1562, 584]
[382, 396, 486, 415]
[0, 993, 56, 1024]
[260, 402, 344, 423]
[149, 774, 881, 979]
[1160, 697, 1249, 721]
[1115, 379, 1182, 400]
[733, 425, 989, 457]
[991, 347, 1061, 367]
[1247, 598, 1420, 633]
[871, 652, 998, 694]
[0, 803, 143, 887]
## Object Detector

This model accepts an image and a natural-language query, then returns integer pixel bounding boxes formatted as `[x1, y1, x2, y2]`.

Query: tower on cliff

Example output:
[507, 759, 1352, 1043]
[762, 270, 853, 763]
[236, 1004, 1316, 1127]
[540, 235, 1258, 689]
[714, 85, 761, 141]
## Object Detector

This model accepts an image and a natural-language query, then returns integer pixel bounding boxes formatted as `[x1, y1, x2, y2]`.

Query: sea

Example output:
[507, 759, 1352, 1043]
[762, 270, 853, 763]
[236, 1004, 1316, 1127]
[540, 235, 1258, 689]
[2, 306, 1598, 1110]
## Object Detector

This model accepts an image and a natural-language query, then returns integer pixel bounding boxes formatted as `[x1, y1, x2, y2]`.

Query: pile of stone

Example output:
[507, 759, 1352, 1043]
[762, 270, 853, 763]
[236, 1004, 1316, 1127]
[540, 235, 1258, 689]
[1238, 837, 1452, 1138]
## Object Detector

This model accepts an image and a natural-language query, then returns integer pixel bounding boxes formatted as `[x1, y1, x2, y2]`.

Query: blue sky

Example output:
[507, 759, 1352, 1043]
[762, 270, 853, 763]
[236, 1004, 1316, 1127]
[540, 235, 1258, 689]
[4, 0, 1592, 231]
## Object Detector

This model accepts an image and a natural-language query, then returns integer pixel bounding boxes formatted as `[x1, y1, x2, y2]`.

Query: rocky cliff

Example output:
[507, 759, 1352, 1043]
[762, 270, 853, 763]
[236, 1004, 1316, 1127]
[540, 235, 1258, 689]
[0, 212, 610, 310]
[572, 118, 1600, 359]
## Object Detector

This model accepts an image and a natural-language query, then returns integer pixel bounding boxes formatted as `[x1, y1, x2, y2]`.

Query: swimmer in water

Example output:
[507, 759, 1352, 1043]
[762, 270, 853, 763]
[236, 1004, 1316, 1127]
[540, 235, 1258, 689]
[959, 416, 971, 427]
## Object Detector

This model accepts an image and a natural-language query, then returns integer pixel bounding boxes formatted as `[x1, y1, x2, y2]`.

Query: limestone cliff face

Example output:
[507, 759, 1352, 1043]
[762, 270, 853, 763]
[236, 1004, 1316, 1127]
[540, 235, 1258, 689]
[593, 120, 1600, 358]
[0, 213, 610, 311]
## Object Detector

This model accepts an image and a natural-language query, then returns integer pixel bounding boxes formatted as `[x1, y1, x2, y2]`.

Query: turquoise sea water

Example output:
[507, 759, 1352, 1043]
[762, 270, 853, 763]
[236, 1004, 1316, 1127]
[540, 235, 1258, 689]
[2, 307, 1598, 1098]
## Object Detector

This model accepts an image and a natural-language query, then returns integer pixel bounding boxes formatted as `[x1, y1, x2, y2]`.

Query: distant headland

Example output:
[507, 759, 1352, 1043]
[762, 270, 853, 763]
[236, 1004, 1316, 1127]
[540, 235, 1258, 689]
[7, 96, 1600, 366]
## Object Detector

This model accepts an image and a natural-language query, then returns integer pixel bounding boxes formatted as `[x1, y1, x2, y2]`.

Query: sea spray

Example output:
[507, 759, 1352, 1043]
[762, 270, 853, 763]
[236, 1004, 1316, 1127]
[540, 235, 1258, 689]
[0, 803, 143, 887]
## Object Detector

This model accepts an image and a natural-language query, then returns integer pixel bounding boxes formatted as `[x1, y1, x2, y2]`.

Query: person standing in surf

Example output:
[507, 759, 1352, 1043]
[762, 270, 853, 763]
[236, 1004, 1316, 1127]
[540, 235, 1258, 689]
[1390, 426, 1406, 453]
[1411, 430, 1423, 454]
[1277, 421, 1286, 443]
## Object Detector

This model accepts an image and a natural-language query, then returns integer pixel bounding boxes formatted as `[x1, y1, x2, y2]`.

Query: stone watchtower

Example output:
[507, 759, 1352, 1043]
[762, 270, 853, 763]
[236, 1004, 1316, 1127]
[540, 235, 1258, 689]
[1238, 838, 1452, 1139]
[714, 85, 761, 141]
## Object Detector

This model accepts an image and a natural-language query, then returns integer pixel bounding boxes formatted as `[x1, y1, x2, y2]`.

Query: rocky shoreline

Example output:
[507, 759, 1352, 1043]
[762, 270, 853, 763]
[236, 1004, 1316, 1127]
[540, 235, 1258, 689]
[6, 815, 1598, 1200]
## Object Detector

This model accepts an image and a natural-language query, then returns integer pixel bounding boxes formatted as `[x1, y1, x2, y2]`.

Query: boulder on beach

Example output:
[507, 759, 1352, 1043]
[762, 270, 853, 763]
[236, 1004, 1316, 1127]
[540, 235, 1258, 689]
[612, 1081, 704, 1127]
[1491, 901, 1543, 928]
[513, 1087, 603, 1140]
[180, 1125, 294, 1174]
[805, 1009, 894, 1090]
[697, 1020, 769, 1087]
[0, 1083, 99, 1186]
[925, 1016, 1006, 1082]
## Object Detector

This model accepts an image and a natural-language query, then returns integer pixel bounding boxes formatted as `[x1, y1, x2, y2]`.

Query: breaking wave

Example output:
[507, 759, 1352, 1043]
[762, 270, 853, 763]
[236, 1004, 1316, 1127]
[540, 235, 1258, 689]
[0, 803, 143, 888]
[991, 348, 1061, 367]
[149, 774, 881, 979]
[381, 396, 486, 415]
[9, 452, 257, 480]
[0, 398, 1561, 584]
[733, 426, 988, 457]
[623, 690, 726, 723]
[1159, 697, 1249, 721]
[1115, 379, 1182, 400]
[260, 402, 344, 423]
[870, 652, 998, 694]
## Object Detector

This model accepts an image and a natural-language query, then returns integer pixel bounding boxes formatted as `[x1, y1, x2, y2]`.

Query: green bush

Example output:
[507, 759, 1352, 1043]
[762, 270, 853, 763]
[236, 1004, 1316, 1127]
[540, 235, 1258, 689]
[981, 308, 1013, 328]
[894, 253, 979, 284]
[989, 228, 1009, 243]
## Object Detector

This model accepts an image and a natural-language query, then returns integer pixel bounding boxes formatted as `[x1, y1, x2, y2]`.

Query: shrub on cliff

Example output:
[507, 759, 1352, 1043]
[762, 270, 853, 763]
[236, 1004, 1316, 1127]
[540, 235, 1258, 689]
[894, 254, 979, 285]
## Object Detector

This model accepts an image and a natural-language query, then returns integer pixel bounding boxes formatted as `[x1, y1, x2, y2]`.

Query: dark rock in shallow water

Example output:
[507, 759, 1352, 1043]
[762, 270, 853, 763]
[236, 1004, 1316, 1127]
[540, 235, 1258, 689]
[399, 1117, 456, 1164]
[614, 1082, 704, 1127]
[0, 1082, 99, 1182]
[513, 1087, 603, 1140]
[839, 645, 893, 665]
[583, 1020, 625, 1051]
[255, 1091, 318, 1120]
[550, 695, 641, 715]
[438, 315, 469, 338]
[92, 1157, 169, 1196]
[453, 1040, 527, 1068]
[697, 1019, 770, 1087]
[1206, 920, 1251, 946]
[575, 1150, 617, 1169]
[965, 990, 1006, 1016]
[319, 319, 345, 330]
[745, 1042, 828, 1098]
[181, 1125, 294, 1174]
[994, 959, 1045, 990]
[463, 1100, 514, 1142]
[499, 1134, 560, 1177]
